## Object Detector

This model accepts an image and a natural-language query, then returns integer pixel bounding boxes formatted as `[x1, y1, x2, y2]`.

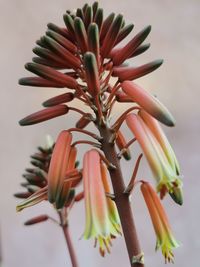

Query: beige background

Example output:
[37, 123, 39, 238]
[0, 0, 200, 266]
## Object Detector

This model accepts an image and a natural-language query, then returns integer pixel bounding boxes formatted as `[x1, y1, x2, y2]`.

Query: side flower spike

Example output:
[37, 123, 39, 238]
[83, 149, 120, 256]
[121, 81, 175, 127]
[141, 182, 179, 263]
[47, 131, 72, 204]
[126, 113, 182, 203]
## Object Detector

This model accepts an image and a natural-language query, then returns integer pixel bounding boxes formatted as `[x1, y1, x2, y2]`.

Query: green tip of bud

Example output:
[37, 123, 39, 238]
[123, 151, 132, 161]
[84, 52, 98, 71]
[169, 186, 183, 205]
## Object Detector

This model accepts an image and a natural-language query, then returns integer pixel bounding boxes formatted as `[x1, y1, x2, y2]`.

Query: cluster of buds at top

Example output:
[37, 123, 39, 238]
[17, 1, 182, 262]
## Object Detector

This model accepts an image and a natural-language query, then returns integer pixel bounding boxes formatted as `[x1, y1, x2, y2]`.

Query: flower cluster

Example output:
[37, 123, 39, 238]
[17, 1, 182, 262]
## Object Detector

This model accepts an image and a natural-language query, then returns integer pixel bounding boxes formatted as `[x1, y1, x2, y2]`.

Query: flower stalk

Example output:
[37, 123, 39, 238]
[17, 2, 182, 266]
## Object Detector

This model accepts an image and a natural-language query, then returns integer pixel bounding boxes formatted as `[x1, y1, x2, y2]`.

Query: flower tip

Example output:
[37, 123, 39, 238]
[162, 114, 176, 127]
[145, 25, 152, 34]
[169, 187, 183, 205]
[18, 78, 26, 85]
[18, 118, 26, 126]
[155, 59, 164, 68]
[16, 205, 22, 212]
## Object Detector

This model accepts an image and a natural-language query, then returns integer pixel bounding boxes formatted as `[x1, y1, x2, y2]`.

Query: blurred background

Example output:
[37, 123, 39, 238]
[0, 0, 199, 266]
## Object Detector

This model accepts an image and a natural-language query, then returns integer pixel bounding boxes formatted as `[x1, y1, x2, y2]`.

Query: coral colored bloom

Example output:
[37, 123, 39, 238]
[83, 150, 121, 256]
[141, 182, 179, 263]
[139, 110, 180, 175]
[139, 110, 183, 205]
[47, 131, 72, 204]
[126, 113, 182, 203]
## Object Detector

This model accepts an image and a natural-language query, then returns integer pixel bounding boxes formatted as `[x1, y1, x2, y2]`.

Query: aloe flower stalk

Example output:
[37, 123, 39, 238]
[141, 182, 179, 263]
[17, 2, 183, 266]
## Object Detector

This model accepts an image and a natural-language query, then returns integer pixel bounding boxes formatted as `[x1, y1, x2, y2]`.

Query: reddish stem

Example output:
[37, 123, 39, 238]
[59, 212, 79, 267]
[98, 124, 144, 267]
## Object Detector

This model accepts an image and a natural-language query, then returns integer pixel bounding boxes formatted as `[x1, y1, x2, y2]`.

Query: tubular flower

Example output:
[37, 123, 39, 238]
[100, 162, 121, 234]
[141, 182, 179, 263]
[139, 110, 183, 205]
[139, 110, 180, 175]
[47, 131, 72, 204]
[121, 81, 175, 127]
[126, 113, 182, 203]
[83, 150, 121, 256]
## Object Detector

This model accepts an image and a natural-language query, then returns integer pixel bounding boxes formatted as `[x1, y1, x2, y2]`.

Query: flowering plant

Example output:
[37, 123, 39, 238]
[16, 2, 183, 266]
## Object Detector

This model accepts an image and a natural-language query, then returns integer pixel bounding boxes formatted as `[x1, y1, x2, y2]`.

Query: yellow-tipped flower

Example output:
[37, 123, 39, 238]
[141, 182, 179, 263]
[83, 149, 121, 256]
[126, 113, 182, 204]
[139, 110, 183, 205]
[100, 162, 121, 234]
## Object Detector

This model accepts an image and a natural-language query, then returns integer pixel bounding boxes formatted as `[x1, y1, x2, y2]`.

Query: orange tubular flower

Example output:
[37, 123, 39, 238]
[121, 81, 175, 127]
[47, 131, 72, 204]
[126, 113, 182, 204]
[55, 146, 78, 209]
[141, 182, 179, 263]
[138, 110, 180, 175]
[83, 150, 121, 256]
